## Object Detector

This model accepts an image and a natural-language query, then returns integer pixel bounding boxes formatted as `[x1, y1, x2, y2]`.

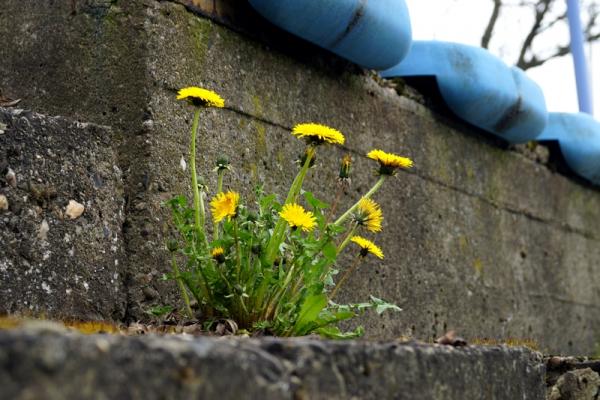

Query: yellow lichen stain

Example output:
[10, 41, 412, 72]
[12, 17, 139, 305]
[248, 162, 258, 183]
[276, 150, 285, 167]
[473, 258, 484, 275]
[471, 337, 540, 351]
[63, 320, 122, 334]
[465, 164, 475, 180]
[238, 118, 249, 130]
[251, 95, 264, 118]
[0, 315, 123, 335]
[0, 316, 23, 330]
[458, 236, 468, 251]
[253, 122, 267, 156]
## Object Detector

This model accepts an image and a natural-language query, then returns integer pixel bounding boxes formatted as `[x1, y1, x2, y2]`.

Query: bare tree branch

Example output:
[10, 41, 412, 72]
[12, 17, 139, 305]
[481, 0, 503, 48]
[516, 0, 553, 69]
[484, 0, 600, 70]
[514, 0, 600, 69]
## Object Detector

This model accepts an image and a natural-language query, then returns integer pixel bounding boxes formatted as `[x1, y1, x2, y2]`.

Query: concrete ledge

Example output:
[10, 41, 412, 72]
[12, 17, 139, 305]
[0, 327, 546, 400]
[1, 0, 600, 354]
[0, 108, 126, 319]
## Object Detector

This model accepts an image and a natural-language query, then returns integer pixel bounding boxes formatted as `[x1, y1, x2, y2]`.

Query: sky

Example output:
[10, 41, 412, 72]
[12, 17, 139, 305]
[404, 0, 599, 117]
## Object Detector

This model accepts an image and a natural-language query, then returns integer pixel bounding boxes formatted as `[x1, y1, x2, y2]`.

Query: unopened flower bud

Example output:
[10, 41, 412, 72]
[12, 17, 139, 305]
[339, 154, 352, 180]
[167, 240, 178, 253]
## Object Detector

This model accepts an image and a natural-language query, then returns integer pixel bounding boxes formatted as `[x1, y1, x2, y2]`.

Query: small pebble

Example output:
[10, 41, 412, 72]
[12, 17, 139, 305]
[142, 286, 159, 300]
[65, 200, 85, 219]
[5, 168, 16, 187]
[0, 194, 8, 211]
[38, 219, 50, 240]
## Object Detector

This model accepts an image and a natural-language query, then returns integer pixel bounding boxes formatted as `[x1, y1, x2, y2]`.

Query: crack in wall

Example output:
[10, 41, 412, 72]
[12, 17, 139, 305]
[219, 103, 600, 243]
[168, 1, 600, 244]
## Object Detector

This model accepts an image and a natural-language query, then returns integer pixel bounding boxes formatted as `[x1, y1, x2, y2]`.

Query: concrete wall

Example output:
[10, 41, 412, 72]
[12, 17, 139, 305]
[1, 0, 600, 354]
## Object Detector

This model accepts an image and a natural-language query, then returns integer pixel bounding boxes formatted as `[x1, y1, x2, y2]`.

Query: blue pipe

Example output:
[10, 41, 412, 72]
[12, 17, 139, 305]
[537, 112, 600, 184]
[567, 0, 594, 114]
[248, 0, 413, 70]
[381, 41, 548, 143]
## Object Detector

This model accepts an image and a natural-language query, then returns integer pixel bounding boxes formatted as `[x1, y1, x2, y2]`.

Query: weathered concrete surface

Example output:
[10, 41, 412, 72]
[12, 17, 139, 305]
[0, 108, 126, 319]
[548, 368, 600, 400]
[0, 327, 546, 400]
[1, 0, 600, 354]
[546, 356, 600, 399]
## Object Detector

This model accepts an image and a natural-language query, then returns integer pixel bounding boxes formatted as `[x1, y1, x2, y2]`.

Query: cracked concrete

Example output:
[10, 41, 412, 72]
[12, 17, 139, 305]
[1, 0, 600, 354]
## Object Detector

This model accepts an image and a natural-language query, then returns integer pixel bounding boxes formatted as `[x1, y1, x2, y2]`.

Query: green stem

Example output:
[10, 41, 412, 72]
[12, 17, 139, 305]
[181, 269, 212, 316]
[233, 219, 242, 283]
[171, 255, 194, 319]
[264, 146, 315, 264]
[330, 254, 363, 299]
[337, 224, 358, 254]
[333, 175, 386, 227]
[285, 146, 315, 204]
[199, 191, 209, 248]
[189, 109, 207, 245]
[213, 170, 225, 241]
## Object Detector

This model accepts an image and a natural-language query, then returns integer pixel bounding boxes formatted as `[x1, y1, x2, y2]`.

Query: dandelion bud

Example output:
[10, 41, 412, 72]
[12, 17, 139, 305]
[166, 240, 179, 253]
[338, 154, 352, 182]
[214, 155, 231, 172]
[196, 176, 208, 192]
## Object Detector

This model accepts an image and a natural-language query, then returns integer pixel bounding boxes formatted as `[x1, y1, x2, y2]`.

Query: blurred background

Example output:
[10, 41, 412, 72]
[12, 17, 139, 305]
[405, 0, 599, 116]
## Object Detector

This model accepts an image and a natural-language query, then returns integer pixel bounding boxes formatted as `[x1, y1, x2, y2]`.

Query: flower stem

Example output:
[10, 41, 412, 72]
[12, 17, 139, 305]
[189, 109, 207, 245]
[333, 175, 386, 227]
[285, 146, 315, 204]
[330, 254, 363, 300]
[213, 170, 225, 241]
[337, 223, 358, 254]
[233, 219, 243, 283]
[264, 146, 315, 264]
[171, 255, 194, 319]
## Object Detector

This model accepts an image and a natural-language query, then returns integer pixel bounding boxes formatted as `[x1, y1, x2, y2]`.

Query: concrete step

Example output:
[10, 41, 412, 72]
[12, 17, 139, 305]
[1, 1, 600, 354]
[0, 326, 546, 400]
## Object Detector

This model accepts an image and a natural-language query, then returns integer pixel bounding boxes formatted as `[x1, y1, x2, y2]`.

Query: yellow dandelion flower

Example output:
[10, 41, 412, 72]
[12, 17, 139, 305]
[367, 149, 413, 175]
[210, 191, 240, 222]
[211, 247, 224, 257]
[354, 198, 383, 232]
[177, 86, 225, 108]
[292, 123, 345, 145]
[279, 203, 316, 232]
[350, 236, 384, 259]
[211, 247, 225, 263]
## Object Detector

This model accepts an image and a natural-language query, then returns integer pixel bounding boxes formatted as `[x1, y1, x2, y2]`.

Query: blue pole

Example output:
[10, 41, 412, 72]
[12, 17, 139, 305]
[567, 0, 594, 114]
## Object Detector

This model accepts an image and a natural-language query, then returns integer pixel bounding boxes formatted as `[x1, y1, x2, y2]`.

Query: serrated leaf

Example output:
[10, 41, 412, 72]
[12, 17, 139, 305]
[304, 191, 329, 210]
[147, 305, 174, 317]
[316, 326, 364, 339]
[370, 295, 402, 314]
[322, 241, 337, 261]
